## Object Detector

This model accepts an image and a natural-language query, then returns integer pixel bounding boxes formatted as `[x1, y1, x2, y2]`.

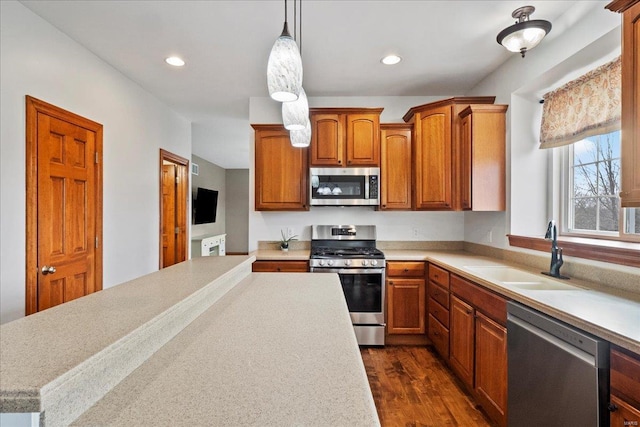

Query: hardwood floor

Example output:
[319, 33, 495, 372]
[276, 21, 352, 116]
[361, 345, 494, 427]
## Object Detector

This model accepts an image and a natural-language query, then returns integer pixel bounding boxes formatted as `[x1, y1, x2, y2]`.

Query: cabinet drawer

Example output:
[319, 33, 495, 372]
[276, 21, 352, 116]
[428, 282, 450, 309]
[611, 347, 640, 407]
[428, 314, 450, 358]
[252, 261, 309, 273]
[387, 261, 425, 277]
[450, 274, 507, 326]
[428, 297, 450, 329]
[429, 264, 450, 289]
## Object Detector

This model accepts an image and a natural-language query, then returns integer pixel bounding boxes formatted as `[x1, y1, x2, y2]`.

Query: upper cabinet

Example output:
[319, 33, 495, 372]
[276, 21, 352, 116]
[607, 0, 640, 207]
[252, 124, 309, 211]
[380, 124, 412, 210]
[310, 108, 383, 167]
[403, 97, 495, 210]
[459, 104, 508, 211]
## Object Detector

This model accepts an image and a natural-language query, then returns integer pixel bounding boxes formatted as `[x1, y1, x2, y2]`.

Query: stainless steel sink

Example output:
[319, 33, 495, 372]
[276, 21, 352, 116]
[463, 266, 583, 291]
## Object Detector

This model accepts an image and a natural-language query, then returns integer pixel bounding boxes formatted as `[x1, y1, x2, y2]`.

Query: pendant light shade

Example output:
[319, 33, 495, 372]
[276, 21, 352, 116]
[497, 6, 551, 58]
[282, 87, 309, 130]
[289, 119, 311, 147]
[267, 22, 303, 102]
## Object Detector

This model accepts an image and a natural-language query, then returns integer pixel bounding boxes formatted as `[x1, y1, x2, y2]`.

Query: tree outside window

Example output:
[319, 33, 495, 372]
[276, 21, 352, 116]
[567, 130, 639, 237]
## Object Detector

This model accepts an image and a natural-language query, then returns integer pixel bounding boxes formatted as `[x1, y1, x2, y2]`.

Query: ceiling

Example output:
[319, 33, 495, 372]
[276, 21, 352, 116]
[21, 0, 589, 169]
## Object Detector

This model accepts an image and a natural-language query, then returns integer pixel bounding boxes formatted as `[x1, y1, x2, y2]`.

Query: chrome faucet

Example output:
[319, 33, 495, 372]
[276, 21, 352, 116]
[542, 220, 569, 280]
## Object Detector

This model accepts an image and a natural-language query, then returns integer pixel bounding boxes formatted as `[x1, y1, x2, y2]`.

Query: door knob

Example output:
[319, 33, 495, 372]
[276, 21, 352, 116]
[41, 265, 56, 275]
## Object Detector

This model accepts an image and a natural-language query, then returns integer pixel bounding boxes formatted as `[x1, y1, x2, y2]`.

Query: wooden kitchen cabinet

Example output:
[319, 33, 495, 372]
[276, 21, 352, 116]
[252, 124, 308, 211]
[310, 108, 383, 167]
[610, 346, 640, 425]
[427, 263, 450, 358]
[449, 273, 508, 427]
[458, 104, 508, 211]
[607, 1, 640, 207]
[403, 97, 495, 210]
[252, 260, 309, 272]
[449, 295, 475, 387]
[380, 124, 412, 210]
[386, 261, 426, 335]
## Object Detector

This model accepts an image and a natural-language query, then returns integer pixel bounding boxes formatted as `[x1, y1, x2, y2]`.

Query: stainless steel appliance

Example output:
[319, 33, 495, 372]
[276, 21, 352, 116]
[507, 302, 609, 426]
[309, 167, 380, 206]
[309, 225, 385, 345]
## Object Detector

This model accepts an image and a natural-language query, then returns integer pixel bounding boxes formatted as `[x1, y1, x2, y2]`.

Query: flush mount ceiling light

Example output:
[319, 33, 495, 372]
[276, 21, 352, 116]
[267, 0, 303, 102]
[381, 55, 402, 65]
[496, 6, 551, 58]
[165, 56, 185, 67]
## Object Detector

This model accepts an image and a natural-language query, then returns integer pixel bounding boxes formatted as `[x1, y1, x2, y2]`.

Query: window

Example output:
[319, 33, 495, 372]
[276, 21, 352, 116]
[565, 130, 639, 240]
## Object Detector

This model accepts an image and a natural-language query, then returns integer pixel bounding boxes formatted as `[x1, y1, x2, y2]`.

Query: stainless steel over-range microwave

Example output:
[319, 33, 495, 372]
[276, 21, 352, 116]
[309, 167, 380, 206]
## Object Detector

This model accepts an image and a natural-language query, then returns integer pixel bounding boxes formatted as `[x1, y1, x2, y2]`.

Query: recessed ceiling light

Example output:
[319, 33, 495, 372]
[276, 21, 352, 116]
[165, 56, 185, 67]
[381, 55, 402, 65]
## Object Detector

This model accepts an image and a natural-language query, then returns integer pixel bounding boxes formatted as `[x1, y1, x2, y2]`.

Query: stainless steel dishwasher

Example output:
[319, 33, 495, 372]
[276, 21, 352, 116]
[507, 302, 609, 426]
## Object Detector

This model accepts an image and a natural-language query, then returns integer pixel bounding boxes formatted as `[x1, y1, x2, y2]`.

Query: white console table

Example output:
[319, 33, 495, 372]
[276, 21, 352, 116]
[191, 234, 226, 257]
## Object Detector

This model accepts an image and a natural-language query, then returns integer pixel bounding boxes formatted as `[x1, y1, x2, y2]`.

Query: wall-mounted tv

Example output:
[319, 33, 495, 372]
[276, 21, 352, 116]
[193, 187, 218, 224]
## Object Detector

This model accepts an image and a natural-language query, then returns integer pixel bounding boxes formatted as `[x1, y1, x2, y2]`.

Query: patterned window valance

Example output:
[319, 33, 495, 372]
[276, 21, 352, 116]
[539, 56, 621, 149]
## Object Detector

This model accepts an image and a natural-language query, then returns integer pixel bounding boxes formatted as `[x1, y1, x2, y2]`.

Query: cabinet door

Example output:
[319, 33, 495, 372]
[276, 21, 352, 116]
[311, 113, 344, 166]
[475, 312, 507, 427]
[459, 114, 472, 210]
[387, 278, 425, 334]
[381, 126, 412, 210]
[610, 395, 640, 427]
[449, 295, 475, 388]
[254, 126, 308, 210]
[346, 113, 380, 166]
[620, 2, 640, 207]
[414, 105, 453, 209]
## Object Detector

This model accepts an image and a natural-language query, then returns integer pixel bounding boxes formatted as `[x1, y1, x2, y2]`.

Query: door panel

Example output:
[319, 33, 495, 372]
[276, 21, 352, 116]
[162, 164, 177, 267]
[37, 114, 96, 311]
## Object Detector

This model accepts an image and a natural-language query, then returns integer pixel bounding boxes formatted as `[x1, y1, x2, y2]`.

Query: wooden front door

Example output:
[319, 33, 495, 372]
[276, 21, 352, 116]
[26, 96, 103, 315]
[159, 150, 188, 268]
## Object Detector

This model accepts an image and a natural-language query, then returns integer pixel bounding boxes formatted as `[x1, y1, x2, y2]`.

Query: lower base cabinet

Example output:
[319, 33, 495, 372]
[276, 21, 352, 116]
[474, 312, 507, 426]
[610, 346, 640, 425]
[386, 262, 426, 335]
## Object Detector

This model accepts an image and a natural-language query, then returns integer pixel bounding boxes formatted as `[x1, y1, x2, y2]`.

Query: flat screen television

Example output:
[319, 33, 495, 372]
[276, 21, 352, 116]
[193, 187, 218, 224]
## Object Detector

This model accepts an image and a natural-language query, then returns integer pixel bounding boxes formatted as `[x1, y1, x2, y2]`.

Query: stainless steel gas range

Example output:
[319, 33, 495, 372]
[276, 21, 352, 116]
[309, 225, 385, 346]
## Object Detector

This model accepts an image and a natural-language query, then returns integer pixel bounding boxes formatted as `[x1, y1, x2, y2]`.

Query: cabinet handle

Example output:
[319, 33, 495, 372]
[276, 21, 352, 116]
[277, 267, 281, 272]
[434, 274, 439, 279]
[607, 403, 618, 412]
[338, 160, 342, 164]
[382, 205, 386, 208]
[404, 268, 409, 272]
[466, 309, 472, 314]
[434, 331, 440, 336]
[389, 281, 394, 285]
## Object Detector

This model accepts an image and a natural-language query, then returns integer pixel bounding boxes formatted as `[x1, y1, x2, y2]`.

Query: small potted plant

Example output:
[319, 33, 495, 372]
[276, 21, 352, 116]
[280, 230, 298, 252]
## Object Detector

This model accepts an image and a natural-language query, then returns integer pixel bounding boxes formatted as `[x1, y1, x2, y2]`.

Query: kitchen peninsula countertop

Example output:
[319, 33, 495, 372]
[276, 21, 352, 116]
[0, 256, 378, 426]
[255, 248, 640, 353]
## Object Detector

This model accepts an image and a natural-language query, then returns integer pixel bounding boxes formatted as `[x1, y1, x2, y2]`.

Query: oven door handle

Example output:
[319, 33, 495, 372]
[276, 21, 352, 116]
[311, 268, 385, 275]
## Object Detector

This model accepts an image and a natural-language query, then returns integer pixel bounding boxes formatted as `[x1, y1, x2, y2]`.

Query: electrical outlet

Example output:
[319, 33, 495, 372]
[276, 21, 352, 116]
[287, 227, 295, 239]
[487, 230, 493, 243]
[412, 228, 419, 238]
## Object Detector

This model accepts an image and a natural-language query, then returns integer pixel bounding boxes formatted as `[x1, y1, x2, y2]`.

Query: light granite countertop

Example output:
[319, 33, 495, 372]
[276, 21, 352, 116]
[72, 273, 379, 426]
[0, 256, 378, 426]
[254, 248, 640, 353]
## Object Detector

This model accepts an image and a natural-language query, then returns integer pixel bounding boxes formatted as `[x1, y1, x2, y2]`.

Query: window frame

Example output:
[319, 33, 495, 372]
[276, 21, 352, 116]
[559, 130, 640, 243]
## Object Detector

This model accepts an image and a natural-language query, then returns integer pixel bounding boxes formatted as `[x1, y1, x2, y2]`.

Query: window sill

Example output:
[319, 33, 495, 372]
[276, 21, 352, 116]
[507, 234, 640, 268]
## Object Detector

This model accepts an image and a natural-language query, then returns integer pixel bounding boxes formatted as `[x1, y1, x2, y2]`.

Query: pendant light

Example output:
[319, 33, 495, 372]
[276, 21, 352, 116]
[283, 87, 309, 130]
[289, 118, 311, 147]
[496, 6, 552, 58]
[267, 0, 303, 102]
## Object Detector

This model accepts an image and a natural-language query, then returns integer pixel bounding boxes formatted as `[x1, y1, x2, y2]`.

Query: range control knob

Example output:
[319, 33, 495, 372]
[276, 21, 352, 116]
[344, 260, 352, 266]
[319, 260, 326, 266]
[371, 260, 378, 266]
[362, 260, 369, 266]
[327, 260, 334, 266]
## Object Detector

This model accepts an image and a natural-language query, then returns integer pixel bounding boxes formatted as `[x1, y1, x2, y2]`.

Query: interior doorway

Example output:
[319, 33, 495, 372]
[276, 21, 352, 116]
[25, 96, 103, 315]
[159, 149, 188, 268]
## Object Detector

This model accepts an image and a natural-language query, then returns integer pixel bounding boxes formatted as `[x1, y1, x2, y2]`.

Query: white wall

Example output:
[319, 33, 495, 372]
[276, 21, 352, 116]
[248, 95, 466, 251]
[191, 155, 226, 238]
[0, 1, 191, 323]
[464, 1, 621, 247]
[225, 169, 250, 253]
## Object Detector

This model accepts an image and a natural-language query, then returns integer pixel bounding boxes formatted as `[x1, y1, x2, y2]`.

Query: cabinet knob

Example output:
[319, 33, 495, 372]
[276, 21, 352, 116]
[382, 205, 386, 208]
[338, 160, 342, 164]
[608, 403, 618, 412]
[389, 281, 394, 285]
[404, 268, 409, 272]
[466, 310, 472, 315]
[276, 267, 281, 272]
